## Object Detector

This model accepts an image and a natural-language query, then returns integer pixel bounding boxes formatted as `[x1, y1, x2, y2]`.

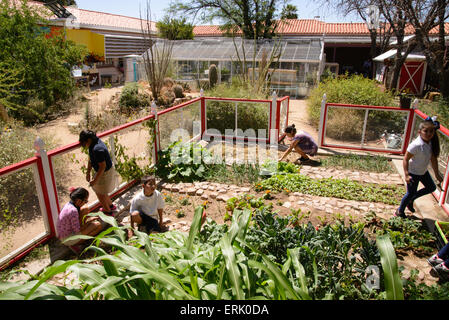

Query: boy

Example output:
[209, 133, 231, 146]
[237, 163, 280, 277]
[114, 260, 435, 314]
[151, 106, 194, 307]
[128, 176, 165, 238]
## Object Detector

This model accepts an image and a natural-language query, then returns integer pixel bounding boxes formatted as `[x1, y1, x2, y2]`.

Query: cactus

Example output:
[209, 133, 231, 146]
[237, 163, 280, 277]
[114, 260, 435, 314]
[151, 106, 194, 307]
[209, 64, 218, 88]
[173, 84, 184, 98]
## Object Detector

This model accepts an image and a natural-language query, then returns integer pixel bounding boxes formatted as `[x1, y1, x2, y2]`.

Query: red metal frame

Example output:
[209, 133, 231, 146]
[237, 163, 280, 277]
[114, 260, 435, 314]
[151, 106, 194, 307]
[321, 102, 413, 154]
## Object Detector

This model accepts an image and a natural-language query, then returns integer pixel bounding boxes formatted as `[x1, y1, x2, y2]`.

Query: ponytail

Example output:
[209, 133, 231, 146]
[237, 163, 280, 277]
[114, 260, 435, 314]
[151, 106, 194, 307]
[431, 133, 440, 158]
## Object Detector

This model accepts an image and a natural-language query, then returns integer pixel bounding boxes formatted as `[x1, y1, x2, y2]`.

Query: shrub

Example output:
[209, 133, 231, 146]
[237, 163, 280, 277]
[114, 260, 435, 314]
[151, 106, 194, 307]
[205, 79, 269, 135]
[209, 64, 218, 88]
[119, 82, 151, 111]
[173, 84, 184, 98]
[307, 75, 396, 140]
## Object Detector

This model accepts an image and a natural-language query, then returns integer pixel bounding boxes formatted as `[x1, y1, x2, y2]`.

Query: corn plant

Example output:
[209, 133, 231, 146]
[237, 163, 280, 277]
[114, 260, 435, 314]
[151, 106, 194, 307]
[0, 207, 405, 300]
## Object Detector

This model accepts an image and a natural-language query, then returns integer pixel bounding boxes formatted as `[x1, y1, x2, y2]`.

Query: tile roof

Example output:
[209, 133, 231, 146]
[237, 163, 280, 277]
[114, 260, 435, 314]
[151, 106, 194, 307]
[194, 19, 449, 37]
[26, 1, 156, 32]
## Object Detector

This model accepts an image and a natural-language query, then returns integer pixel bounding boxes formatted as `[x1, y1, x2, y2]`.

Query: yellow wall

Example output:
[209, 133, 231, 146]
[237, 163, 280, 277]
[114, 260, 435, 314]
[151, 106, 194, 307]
[66, 29, 105, 57]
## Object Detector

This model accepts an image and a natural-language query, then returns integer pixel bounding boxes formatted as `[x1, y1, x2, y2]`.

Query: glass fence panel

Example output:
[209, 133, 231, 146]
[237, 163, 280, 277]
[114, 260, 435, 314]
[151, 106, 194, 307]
[113, 123, 155, 185]
[430, 130, 449, 196]
[236, 102, 269, 140]
[0, 166, 48, 264]
[51, 148, 95, 209]
[206, 100, 237, 136]
[158, 102, 200, 150]
[363, 109, 409, 150]
[323, 107, 366, 148]
[280, 99, 289, 134]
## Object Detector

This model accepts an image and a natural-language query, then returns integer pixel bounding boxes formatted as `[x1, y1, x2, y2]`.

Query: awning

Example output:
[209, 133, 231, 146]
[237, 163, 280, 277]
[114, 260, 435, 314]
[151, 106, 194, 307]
[373, 49, 426, 62]
[66, 29, 105, 58]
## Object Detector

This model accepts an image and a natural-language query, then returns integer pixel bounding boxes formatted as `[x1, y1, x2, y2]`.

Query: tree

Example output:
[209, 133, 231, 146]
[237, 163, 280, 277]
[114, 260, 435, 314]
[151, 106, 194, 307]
[140, 1, 174, 103]
[399, 0, 449, 98]
[156, 15, 194, 40]
[281, 4, 298, 19]
[0, 0, 87, 124]
[169, 0, 285, 39]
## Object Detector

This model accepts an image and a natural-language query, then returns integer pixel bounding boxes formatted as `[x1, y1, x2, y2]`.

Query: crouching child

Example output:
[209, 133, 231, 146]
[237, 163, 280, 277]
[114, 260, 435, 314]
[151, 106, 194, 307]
[128, 176, 165, 238]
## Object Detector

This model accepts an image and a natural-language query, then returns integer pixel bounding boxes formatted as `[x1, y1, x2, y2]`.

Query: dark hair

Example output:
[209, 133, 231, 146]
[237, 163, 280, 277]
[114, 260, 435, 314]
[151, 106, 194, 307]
[285, 124, 297, 135]
[141, 175, 156, 186]
[79, 130, 98, 144]
[69, 187, 89, 202]
[420, 120, 440, 158]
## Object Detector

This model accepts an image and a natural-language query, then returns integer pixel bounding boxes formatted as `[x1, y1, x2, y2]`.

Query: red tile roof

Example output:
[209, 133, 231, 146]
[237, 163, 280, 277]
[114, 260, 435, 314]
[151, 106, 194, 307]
[194, 19, 449, 37]
[25, 1, 156, 32]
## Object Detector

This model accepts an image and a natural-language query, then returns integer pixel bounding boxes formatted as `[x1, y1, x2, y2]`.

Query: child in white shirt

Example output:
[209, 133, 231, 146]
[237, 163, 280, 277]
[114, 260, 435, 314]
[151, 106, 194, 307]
[396, 118, 443, 217]
[128, 176, 165, 238]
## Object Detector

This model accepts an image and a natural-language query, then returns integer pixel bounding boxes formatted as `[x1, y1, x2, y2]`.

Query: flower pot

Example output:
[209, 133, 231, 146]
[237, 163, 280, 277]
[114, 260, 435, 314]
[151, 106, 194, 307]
[399, 96, 412, 109]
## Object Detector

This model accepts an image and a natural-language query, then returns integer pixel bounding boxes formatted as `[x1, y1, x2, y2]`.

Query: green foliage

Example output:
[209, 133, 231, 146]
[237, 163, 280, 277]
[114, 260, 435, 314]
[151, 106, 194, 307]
[119, 82, 151, 112]
[281, 4, 298, 19]
[260, 159, 300, 175]
[367, 214, 436, 255]
[205, 162, 261, 185]
[0, 0, 87, 124]
[320, 153, 395, 173]
[204, 79, 269, 135]
[256, 173, 404, 205]
[403, 269, 449, 300]
[156, 16, 194, 40]
[155, 141, 212, 182]
[209, 64, 218, 88]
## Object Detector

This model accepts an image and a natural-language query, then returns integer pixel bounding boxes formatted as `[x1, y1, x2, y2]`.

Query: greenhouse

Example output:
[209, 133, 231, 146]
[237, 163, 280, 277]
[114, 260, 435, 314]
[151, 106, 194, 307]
[139, 38, 325, 97]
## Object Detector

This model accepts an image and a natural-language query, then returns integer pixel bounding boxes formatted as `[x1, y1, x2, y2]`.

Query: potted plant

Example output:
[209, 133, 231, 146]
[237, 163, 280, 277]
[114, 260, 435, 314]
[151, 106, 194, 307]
[399, 89, 412, 108]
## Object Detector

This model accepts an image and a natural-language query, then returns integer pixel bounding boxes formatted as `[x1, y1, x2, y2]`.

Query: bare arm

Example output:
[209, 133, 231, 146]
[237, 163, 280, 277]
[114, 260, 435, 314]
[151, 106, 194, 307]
[403, 152, 413, 184]
[279, 140, 299, 161]
[158, 208, 164, 227]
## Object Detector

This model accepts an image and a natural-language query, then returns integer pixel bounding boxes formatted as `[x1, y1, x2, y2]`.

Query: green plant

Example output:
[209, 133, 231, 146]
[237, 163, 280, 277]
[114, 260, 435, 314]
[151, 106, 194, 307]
[205, 162, 261, 185]
[209, 64, 218, 88]
[155, 141, 211, 182]
[108, 136, 154, 182]
[119, 82, 151, 112]
[256, 173, 404, 205]
[172, 84, 184, 98]
[320, 153, 395, 173]
[0, 0, 87, 124]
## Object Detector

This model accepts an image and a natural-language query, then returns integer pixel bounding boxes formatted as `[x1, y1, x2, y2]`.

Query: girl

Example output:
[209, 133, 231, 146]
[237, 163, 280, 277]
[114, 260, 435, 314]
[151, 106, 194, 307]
[396, 117, 443, 217]
[279, 124, 319, 165]
[79, 130, 117, 216]
[57, 187, 103, 254]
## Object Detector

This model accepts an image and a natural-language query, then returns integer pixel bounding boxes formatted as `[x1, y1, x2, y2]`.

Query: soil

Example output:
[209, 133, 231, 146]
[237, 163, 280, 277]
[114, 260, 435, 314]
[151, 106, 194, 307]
[1, 87, 442, 288]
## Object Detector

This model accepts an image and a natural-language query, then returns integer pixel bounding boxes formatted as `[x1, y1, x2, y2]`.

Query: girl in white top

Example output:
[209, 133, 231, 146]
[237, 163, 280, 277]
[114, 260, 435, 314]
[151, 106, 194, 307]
[396, 118, 443, 217]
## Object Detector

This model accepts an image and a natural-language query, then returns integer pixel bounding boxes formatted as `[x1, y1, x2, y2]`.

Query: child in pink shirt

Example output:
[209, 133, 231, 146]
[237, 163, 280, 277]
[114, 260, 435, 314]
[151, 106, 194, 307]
[57, 187, 103, 254]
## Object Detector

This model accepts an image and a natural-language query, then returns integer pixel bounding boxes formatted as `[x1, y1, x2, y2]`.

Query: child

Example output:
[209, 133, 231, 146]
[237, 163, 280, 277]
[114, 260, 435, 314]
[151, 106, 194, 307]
[427, 242, 449, 281]
[279, 124, 319, 165]
[396, 117, 443, 217]
[128, 176, 165, 238]
[79, 130, 117, 216]
[57, 187, 103, 254]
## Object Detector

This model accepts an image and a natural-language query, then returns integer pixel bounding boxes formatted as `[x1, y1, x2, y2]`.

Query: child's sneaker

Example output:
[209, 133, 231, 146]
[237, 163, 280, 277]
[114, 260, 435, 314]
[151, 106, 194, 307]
[406, 202, 416, 213]
[427, 254, 444, 267]
[393, 209, 406, 218]
[433, 263, 449, 282]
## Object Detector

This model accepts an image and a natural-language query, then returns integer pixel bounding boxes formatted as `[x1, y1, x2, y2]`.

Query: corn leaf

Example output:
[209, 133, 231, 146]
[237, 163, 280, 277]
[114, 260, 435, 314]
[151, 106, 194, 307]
[376, 235, 404, 300]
